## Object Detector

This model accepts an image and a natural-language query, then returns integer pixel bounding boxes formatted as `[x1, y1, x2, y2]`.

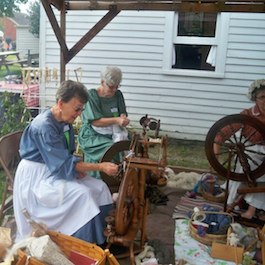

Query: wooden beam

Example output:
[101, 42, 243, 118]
[60, 3, 66, 81]
[40, 0, 69, 63]
[66, 1, 265, 13]
[49, 0, 64, 10]
[66, 8, 120, 63]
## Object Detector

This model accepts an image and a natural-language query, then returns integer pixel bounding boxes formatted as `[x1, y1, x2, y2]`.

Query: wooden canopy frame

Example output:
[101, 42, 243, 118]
[40, 0, 265, 81]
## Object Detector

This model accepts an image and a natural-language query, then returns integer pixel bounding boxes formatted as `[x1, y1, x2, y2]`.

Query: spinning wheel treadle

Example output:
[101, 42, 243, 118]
[205, 114, 265, 182]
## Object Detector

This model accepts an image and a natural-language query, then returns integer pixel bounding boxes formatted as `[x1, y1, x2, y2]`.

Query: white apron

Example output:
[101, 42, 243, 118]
[13, 159, 112, 241]
[225, 144, 265, 211]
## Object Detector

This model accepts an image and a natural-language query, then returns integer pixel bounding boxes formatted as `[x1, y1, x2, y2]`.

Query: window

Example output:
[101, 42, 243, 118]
[163, 12, 229, 77]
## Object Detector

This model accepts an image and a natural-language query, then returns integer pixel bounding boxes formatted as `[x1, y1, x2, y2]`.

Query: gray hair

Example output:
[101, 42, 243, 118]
[56, 80, 88, 104]
[100, 66, 122, 87]
[247, 79, 265, 101]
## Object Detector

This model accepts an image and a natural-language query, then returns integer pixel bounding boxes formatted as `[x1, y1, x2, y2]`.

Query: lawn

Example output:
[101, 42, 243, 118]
[0, 55, 22, 79]
[148, 137, 209, 170]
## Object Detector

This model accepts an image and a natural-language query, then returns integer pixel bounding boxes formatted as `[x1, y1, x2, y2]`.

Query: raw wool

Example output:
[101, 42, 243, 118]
[135, 243, 157, 265]
[230, 223, 259, 250]
[227, 232, 240, 247]
[3, 237, 36, 264]
[26, 235, 74, 265]
[165, 168, 200, 190]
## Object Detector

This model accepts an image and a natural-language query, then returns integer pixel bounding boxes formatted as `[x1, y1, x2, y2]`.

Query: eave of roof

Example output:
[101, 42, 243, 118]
[49, 0, 265, 13]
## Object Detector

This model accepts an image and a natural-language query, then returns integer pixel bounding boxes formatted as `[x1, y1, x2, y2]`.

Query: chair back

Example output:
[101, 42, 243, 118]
[0, 131, 23, 222]
[0, 131, 23, 186]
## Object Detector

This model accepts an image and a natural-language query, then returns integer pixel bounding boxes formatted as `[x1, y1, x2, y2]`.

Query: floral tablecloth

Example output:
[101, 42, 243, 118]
[174, 219, 237, 265]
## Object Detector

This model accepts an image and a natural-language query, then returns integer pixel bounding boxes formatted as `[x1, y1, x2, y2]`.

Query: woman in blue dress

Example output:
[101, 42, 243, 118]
[13, 80, 117, 245]
[78, 66, 130, 179]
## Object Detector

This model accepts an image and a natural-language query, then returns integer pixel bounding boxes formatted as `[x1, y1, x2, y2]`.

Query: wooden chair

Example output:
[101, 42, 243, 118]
[0, 131, 23, 223]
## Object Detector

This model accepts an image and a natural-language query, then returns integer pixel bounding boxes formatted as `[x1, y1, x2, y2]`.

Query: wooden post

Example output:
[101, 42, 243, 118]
[60, 5, 66, 82]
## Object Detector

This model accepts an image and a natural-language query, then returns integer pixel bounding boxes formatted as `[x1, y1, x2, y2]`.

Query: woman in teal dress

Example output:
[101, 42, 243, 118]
[78, 66, 130, 179]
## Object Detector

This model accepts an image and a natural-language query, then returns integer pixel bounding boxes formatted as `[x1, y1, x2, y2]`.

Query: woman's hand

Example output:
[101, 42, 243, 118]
[76, 172, 87, 179]
[99, 162, 118, 176]
[117, 114, 130, 127]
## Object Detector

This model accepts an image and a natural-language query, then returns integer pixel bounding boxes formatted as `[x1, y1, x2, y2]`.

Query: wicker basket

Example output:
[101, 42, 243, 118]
[17, 230, 106, 265]
[189, 211, 233, 246]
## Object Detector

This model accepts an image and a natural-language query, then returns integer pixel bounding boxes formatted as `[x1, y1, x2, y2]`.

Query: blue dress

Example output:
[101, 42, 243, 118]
[13, 109, 113, 244]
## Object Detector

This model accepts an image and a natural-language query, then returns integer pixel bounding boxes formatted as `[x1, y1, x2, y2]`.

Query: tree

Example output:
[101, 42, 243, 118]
[28, 1, 40, 38]
[0, 0, 28, 17]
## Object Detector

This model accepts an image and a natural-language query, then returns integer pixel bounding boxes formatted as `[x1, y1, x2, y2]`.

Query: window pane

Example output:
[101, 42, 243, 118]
[178, 12, 217, 37]
[172, 44, 215, 71]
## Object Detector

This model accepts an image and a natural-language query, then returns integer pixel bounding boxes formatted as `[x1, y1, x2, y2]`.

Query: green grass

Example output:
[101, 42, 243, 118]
[149, 137, 209, 170]
[0, 55, 22, 79]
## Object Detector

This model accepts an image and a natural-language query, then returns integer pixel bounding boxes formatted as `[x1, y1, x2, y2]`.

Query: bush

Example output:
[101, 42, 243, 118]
[0, 91, 31, 137]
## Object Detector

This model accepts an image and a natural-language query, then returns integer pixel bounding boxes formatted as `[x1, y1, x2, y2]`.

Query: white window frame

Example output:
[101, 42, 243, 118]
[163, 12, 230, 78]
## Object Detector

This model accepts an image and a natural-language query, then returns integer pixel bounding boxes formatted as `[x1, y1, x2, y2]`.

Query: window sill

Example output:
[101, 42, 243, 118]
[162, 69, 225, 79]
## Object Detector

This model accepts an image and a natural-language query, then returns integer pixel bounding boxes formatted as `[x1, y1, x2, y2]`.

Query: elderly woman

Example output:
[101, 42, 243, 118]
[78, 66, 130, 179]
[215, 79, 265, 219]
[13, 80, 117, 244]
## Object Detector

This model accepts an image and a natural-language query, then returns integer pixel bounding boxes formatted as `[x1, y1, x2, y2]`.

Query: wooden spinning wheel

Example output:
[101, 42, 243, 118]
[205, 114, 265, 184]
[115, 167, 139, 235]
[205, 114, 265, 225]
[101, 121, 168, 264]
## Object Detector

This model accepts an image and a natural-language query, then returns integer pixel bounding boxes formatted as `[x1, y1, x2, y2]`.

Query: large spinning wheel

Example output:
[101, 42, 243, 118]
[101, 117, 168, 264]
[205, 114, 265, 184]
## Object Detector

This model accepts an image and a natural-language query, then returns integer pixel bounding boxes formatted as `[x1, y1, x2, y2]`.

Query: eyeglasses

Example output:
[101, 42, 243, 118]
[73, 106, 85, 113]
[106, 83, 121, 91]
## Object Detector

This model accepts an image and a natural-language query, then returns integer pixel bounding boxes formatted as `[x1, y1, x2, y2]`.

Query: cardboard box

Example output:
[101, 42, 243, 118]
[211, 242, 244, 264]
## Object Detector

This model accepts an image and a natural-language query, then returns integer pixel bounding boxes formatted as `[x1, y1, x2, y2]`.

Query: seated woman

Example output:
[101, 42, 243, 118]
[78, 66, 130, 179]
[13, 80, 118, 245]
[214, 79, 265, 219]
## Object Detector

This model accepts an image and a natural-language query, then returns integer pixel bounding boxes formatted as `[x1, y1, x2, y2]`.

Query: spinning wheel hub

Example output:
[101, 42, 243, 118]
[237, 142, 245, 150]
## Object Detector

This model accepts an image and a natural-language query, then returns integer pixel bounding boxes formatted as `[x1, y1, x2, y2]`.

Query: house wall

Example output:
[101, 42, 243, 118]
[39, 9, 265, 141]
[16, 25, 39, 58]
[3, 17, 16, 41]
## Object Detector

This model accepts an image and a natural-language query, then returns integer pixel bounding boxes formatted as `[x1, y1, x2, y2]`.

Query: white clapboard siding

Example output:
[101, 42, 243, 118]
[16, 26, 39, 58]
[39, 9, 265, 140]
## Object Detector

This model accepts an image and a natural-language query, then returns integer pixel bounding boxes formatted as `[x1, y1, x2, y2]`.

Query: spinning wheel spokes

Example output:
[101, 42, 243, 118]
[205, 114, 265, 182]
[115, 168, 139, 235]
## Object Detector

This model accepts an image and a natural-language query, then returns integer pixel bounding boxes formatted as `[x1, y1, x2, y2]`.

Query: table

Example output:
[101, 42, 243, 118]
[0, 81, 39, 108]
[0, 51, 27, 74]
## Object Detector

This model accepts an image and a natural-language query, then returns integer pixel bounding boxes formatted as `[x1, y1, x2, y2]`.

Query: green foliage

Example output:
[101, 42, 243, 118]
[28, 1, 40, 38]
[0, 0, 27, 17]
[0, 66, 21, 79]
[0, 91, 31, 137]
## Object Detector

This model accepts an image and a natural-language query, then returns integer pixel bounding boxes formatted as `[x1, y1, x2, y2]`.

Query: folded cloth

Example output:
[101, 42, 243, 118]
[27, 235, 73, 265]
